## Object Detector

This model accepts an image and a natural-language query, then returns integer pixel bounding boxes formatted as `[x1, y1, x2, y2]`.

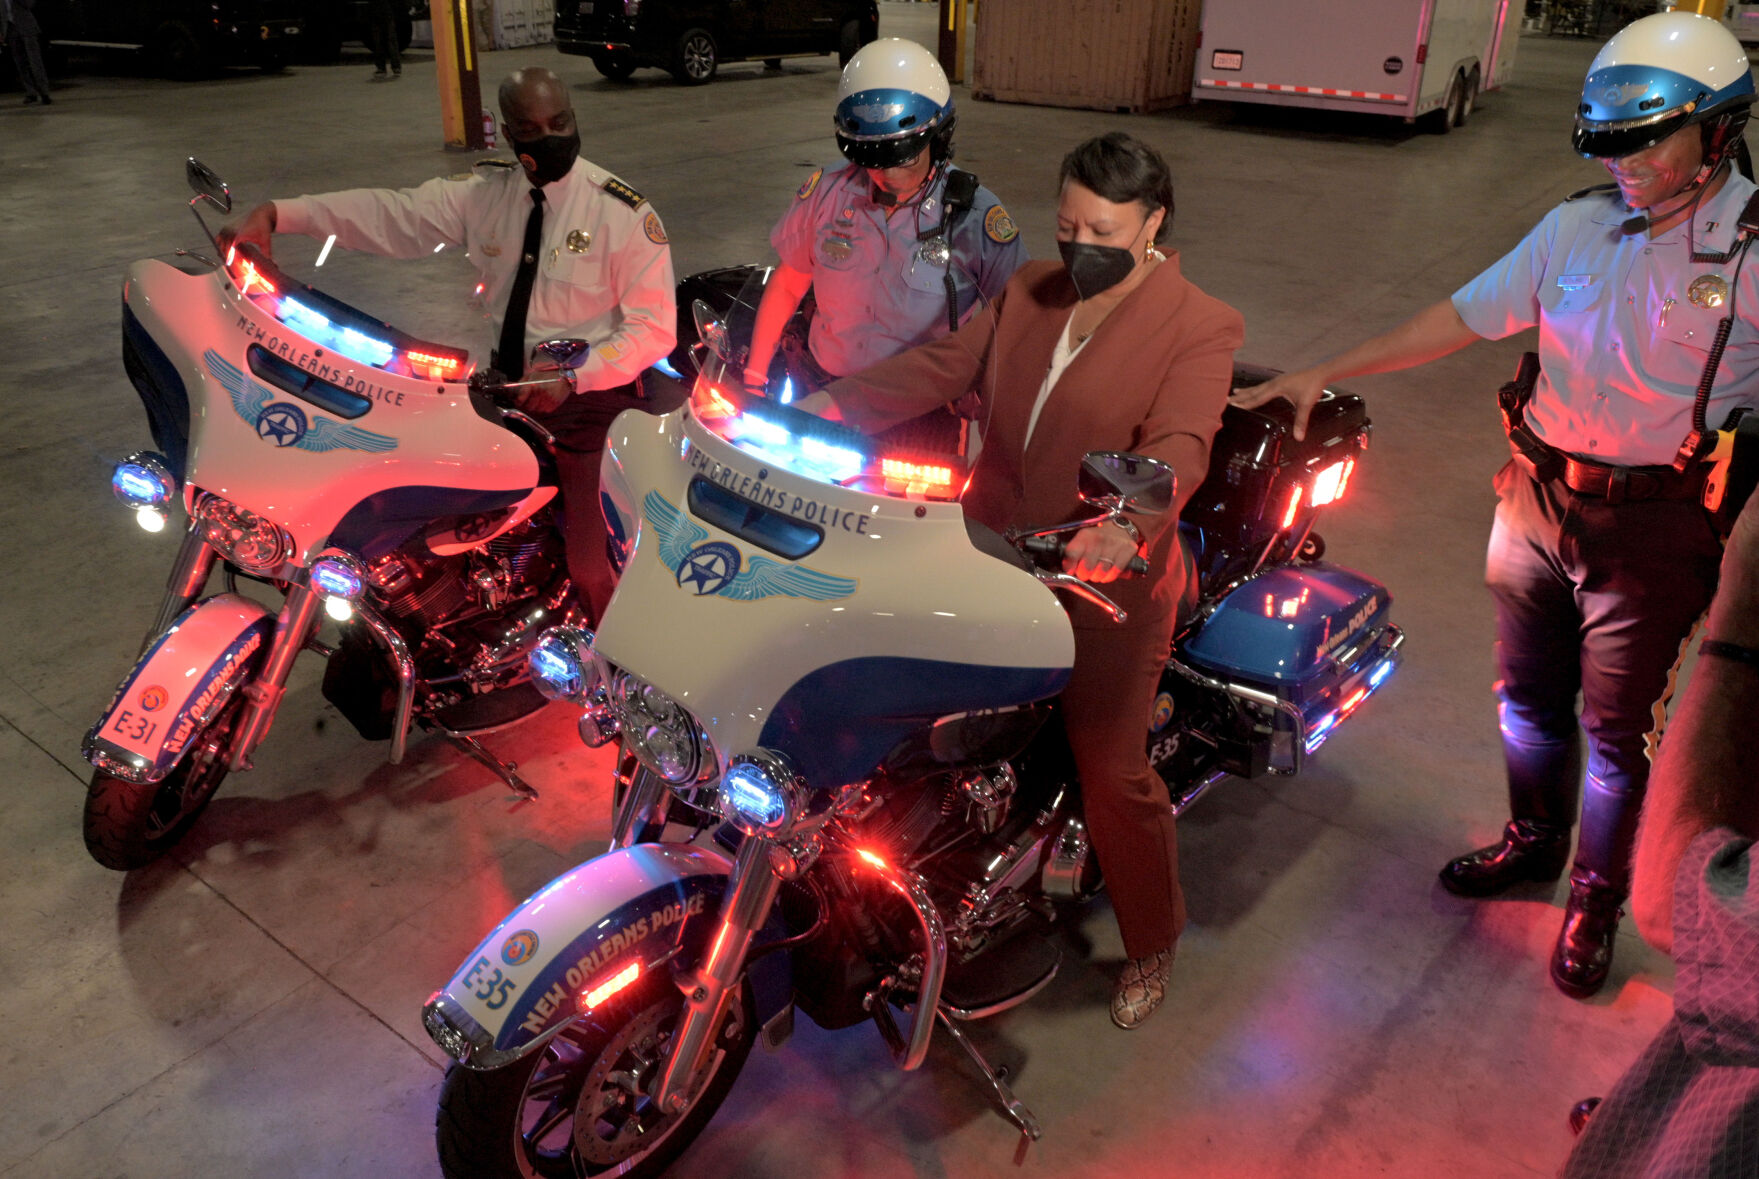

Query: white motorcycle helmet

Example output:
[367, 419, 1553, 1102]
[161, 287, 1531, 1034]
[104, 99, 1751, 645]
[1572, 10, 1755, 166]
[834, 38, 956, 169]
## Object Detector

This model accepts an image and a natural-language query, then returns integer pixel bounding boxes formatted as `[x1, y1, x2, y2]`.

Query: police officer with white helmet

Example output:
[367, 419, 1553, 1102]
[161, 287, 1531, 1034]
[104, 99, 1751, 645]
[743, 38, 1025, 447]
[1235, 11, 1759, 998]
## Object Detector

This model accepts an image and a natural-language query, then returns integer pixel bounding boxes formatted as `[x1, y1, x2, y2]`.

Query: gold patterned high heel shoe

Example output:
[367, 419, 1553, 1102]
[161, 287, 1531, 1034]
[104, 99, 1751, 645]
[1110, 947, 1174, 1029]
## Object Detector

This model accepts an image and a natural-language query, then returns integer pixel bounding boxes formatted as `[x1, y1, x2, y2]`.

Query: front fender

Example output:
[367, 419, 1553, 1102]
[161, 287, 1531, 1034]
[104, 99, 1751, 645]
[426, 842, 774, 1070]
[83, 594, 272, 784]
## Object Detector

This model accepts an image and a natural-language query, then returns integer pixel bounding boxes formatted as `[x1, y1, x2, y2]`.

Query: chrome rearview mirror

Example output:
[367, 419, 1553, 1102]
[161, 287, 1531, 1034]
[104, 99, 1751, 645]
[692, 298, 731, 363]
[1077, 451, 1175, 516]
[185, 157, 232, 214]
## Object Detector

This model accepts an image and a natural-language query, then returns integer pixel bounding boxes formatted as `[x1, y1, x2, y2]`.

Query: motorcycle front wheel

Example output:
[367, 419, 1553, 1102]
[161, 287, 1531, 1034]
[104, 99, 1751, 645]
[82, 698, 240, 870]
[436, 976, 755, 1178]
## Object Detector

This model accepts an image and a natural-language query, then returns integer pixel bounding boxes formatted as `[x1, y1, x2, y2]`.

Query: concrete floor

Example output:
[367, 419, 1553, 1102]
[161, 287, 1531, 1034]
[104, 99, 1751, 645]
[0, 13, 1693, 1178]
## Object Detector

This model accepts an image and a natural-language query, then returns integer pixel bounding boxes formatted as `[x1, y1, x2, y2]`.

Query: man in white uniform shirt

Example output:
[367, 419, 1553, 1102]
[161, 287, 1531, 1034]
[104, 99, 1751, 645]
[223, 67, 676, 623]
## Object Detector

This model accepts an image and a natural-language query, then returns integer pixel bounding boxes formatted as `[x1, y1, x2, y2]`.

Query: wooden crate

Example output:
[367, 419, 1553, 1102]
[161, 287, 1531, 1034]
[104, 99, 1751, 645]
[973, 0, 1202, 113]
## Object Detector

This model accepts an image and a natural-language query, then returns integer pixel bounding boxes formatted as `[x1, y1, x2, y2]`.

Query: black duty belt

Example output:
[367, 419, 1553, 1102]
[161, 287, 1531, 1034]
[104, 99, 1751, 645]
[1554, 455, 1706, 504]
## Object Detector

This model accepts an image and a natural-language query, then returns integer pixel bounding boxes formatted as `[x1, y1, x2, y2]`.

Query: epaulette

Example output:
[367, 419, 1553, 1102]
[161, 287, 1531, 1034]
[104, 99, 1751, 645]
[601, 177, 646, 209]
[1565, 182, 1619, 202]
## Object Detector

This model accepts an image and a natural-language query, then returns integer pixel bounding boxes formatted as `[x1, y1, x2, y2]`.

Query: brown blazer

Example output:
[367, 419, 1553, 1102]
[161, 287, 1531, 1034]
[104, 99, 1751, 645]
[827, 255, 1244, 628]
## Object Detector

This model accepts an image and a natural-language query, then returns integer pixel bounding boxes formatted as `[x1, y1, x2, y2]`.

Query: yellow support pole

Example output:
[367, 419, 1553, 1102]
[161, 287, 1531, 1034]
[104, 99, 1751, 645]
[1673, 0, 1730, 19]
[937, 0, 968, 84]
[431, 0, 486, 150]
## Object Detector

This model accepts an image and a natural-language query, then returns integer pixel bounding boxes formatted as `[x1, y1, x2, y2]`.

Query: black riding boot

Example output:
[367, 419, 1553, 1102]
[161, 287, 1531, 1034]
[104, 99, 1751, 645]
[1439, 733, 1580, 897]
[1549, 771, 1644, 998]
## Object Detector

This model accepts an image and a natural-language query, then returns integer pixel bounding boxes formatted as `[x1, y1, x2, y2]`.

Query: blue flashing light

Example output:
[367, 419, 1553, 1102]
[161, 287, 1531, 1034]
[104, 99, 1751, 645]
[112, 464, 172, 508]
[280, 298, 396, 369]
[1369, 660, 1395, 689]
[310, 559, 364, 600]
[723, 765, 786, 828]
[529, 637, 585, 701]
[780, 376, 795, 405]
[652, 356, 683, 380]
[338, 325, 396, 368]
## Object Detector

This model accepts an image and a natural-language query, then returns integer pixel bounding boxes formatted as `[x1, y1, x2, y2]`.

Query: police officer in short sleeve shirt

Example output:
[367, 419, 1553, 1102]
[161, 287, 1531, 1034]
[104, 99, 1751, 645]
[744, 39, 1025, 437]
[1233, 12, 1759, 1000]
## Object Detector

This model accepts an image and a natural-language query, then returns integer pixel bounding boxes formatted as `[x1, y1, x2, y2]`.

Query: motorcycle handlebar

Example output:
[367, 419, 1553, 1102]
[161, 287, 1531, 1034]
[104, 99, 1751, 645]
[1017, 534, 1150, 577]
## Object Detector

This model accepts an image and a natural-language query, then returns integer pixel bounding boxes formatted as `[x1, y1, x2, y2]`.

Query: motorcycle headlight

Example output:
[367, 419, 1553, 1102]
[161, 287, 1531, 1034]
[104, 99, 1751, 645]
[719, 750, 808, 838]
[528, 626, 598, 704]
[607, 670, 712, 785]
[113, 452, 177, 531]
[194, 494, 292, 574]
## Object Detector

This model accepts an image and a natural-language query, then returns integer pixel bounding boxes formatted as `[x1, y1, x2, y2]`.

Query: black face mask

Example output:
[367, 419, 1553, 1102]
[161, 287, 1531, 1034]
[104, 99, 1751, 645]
[511, 128, 580, 186]
[1058, 240, 1138, 300]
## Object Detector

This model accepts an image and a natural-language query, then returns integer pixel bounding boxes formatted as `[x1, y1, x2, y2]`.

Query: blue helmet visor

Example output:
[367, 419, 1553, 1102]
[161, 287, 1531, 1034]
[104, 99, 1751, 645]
[1572, 62, 1752, 158]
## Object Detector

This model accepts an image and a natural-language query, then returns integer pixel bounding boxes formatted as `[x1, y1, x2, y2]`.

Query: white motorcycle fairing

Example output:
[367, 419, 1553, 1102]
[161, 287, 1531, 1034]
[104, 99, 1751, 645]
[594, 403, 1076, 792]
[423, 842, 791, 1069]
[83, 594, 272, 784]
[123, 257, 544, 564]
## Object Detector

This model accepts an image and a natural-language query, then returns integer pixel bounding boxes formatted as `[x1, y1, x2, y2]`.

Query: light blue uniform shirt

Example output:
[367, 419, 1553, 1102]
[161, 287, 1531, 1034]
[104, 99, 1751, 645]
[1453, 173, 1759, 467]
[772, 162, 1027, 377]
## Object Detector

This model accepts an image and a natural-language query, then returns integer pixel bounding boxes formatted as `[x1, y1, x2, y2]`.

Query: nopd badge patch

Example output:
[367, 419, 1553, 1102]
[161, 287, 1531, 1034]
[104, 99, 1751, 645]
[676, 541, 742, 596]
[256, 402, 309, 447]
[1150, 692, 1174, 733]
[501, 930, 540, 967]
[797, 169, 822, 200]
[643, 211, 668, 245]
[138, 686, 169, 713]
[984, 205, 1019, 244]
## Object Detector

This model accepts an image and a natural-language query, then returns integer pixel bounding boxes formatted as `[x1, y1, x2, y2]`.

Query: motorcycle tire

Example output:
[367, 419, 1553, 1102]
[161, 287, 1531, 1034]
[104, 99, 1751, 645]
[435, 974, 755, 1178]
[82, 697, 241, 871]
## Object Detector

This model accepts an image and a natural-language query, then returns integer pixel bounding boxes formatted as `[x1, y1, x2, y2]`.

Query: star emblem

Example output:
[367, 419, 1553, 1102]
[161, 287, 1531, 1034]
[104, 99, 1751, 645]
[255, 403, 308, 447]
[675, 541, 741, 596]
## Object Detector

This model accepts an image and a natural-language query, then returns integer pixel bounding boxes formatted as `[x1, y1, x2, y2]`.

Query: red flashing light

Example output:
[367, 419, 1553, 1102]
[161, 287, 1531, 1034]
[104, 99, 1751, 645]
[1309, 459, 1354, 508]
[881, 458, 954, 486]
[1281, 485, 1304, 530]
[1341, 688, 1368, 713]
[698, 386, 738, 421]
[580, 961, 641, 1010]
[856, 848, 889, 870]
[406, 349, 466, 380]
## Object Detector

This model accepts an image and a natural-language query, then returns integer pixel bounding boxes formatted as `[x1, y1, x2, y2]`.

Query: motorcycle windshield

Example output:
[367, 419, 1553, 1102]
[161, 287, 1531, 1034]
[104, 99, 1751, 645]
[128, 245, 545, 565]
[594, 272, 1074, 796]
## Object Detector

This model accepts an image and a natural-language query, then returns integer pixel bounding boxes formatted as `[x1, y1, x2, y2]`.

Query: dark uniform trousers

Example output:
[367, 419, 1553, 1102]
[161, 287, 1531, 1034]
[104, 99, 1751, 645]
[1486, 460, 1723, 890]
[535, 378, 653, 626]
[1063, 615, 1186, 960]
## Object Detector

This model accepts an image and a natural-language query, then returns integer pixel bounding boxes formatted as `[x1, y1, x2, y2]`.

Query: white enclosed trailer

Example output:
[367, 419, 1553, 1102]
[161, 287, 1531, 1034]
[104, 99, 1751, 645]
[1193, 0, 1520, 130]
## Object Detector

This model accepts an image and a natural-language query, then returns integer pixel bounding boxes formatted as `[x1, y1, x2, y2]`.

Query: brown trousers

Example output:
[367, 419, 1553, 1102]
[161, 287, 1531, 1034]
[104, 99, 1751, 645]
[1063, 616, 1185, 960]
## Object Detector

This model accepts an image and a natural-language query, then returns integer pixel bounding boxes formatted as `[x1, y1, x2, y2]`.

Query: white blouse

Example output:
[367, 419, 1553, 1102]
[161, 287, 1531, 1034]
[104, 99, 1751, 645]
[1023, 312, 1090, 448]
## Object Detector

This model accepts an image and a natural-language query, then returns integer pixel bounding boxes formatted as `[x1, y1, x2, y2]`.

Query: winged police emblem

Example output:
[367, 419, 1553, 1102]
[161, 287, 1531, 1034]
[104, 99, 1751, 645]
[644, 491, 857, 602]
[206, 349, 398, 454]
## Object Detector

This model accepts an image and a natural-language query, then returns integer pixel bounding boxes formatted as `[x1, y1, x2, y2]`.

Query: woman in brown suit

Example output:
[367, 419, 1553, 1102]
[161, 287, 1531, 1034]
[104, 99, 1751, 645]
[811, 133, 1244, 1028]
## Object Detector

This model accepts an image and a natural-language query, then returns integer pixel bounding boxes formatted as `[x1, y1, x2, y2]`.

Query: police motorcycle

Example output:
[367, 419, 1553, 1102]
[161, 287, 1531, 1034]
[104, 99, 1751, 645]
[418, 269, 1405, 1175]
[82, 158, 585, 871]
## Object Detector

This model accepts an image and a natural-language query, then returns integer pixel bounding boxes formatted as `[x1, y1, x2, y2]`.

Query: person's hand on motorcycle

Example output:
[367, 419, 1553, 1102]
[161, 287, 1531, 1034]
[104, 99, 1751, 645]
[217, 201, 279, 261]
[510, 373, 575, 415]
[1230, 368, 1328, 441]
[1064, 521, 1140, 584]
[742, 367, 770, 396]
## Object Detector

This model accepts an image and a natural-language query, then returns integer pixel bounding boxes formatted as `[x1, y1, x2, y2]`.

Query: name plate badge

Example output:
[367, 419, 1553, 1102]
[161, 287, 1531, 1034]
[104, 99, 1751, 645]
[1556, 274, 1594, 291]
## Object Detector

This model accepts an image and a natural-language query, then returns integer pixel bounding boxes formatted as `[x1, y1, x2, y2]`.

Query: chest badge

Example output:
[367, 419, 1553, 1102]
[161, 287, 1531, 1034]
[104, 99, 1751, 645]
[1688, 274, 1730, 309]
[820, 234, 854, 262]
[918, 236, 951, 267]
[482, 242, 502, 258]
[566, 229, 591, 254]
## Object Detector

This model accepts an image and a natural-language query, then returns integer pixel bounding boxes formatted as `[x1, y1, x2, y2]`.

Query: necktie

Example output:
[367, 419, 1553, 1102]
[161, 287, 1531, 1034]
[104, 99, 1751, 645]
[496, 187, 546, 379]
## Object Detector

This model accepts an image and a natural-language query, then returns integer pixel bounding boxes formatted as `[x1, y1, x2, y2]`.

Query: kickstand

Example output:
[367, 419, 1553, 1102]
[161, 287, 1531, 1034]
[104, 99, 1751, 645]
[934, 1007, 1041, 1163]
[444, 732, 538, 800]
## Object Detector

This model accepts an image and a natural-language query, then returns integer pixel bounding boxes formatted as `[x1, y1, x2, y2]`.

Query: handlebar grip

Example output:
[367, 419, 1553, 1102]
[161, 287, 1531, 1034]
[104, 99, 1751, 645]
[1017, 535, 1149, 576]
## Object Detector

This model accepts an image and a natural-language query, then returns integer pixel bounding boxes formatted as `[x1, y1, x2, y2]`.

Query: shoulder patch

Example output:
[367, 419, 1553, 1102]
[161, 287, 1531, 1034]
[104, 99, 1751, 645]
[797, 169, 823, 201]
[1566, 182, 1619, 202]
[643, 211, 668, 245]
[984, 204, 1019, 244]
[602, 177, 645, 209]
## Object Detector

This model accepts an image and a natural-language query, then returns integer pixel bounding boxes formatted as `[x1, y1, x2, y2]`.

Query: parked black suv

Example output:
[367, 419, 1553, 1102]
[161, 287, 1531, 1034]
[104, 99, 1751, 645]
[556, 0, 878, 84]
[36, 0, 303, 76]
